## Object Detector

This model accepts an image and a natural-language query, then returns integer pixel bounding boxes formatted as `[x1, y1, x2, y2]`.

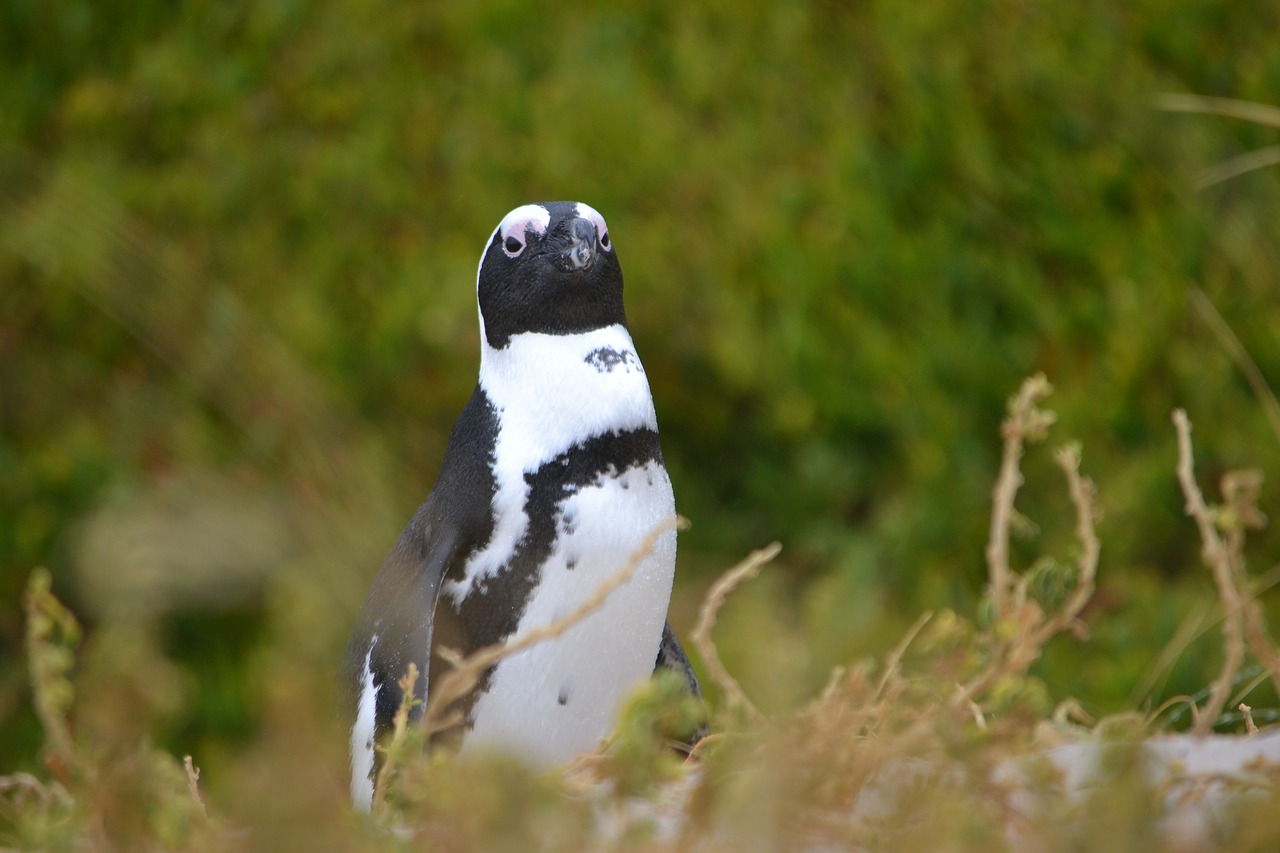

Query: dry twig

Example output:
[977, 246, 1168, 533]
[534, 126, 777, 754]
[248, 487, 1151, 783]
[1173, 409, 1244, 734]
[183, 755, 207, 819]
[1169, 411, 1280, 729]
[958, 382, 1098, 712]
[986, 374, 1056, 621]
[1239, 703, 1258, 735]
[1220, 472, 1280, 687]
[690, 542, 782, 723]
[1023, 443, 1099, 650]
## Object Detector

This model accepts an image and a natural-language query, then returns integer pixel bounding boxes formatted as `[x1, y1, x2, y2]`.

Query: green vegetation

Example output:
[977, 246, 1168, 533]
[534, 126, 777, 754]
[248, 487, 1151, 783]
[3, 0, 1280, 847]
[8, 380, 1280, 848]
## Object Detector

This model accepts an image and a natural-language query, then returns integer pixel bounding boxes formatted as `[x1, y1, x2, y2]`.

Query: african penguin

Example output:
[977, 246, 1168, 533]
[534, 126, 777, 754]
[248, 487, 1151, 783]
[344, 201, 703, 809]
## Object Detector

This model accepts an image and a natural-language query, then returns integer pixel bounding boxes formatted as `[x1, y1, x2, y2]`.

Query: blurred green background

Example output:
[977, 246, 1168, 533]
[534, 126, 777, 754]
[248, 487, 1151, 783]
[4, 0, 1280, 802]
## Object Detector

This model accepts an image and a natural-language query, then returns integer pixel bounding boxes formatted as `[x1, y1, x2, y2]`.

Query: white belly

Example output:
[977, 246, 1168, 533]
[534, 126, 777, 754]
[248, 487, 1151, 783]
[461, 460, 676, 764]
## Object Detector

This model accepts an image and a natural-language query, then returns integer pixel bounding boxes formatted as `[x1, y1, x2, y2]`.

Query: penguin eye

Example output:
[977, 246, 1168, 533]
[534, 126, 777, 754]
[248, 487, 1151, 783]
[599, 229, 611, 251]
[494, 206, 552, 261]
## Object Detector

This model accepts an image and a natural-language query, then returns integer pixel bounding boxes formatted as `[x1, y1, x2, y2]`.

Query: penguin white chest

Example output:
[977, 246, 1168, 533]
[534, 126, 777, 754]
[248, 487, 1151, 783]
[450, 325, 678, 764]
[463, 459, 676, 764]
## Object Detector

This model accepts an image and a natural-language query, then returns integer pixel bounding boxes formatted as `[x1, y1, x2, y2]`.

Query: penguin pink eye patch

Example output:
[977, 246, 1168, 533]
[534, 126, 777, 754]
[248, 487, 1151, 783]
[497, 204, 552, 258]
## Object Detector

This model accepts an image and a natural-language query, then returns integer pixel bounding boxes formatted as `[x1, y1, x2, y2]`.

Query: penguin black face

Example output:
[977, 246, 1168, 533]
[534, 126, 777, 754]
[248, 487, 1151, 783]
[477, 201, 627, 350]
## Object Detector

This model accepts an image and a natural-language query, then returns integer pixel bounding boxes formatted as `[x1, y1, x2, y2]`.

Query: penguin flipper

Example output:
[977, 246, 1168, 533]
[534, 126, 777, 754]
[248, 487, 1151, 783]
[654, 621, 709, 748]
[344, 510, 461, 806]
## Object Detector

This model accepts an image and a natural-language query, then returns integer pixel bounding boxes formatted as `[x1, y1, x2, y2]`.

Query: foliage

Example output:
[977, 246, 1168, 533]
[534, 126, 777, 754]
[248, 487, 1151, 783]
[6, 379, 1280, 850]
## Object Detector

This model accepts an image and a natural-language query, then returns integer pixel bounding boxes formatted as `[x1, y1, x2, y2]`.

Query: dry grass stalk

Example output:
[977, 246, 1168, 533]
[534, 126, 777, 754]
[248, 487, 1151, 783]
[1173, 409, 1246, 734]
[1023, 443, 1099, 650]
[793, 662, 863, 740]
[1189, 146, 1280, 189]
[1228, 669, 1270, 718]
[1189, 285, 1280, 446]
[1129, 601, 1212, 712]
[797, 614, 931, 746]
[421, 516, 685, 737]
[871, 610, 934, 708]
[1154, 93, 1280, 129]
[986, 374, 1056, 621]
[1154, 95, 1280, 188]
[183, 755, 207, 819]
[1129, 560, 1280, 716]
[690, 542, 783, 724]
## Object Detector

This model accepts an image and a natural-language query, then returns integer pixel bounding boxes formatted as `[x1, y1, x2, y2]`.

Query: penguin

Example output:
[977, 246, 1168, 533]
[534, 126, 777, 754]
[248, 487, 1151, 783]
[344, 201, 703, 809]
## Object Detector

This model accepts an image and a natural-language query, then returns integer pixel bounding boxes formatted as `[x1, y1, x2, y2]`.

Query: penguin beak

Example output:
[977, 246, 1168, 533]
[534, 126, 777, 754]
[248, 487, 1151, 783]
[555, 217, 598, 271]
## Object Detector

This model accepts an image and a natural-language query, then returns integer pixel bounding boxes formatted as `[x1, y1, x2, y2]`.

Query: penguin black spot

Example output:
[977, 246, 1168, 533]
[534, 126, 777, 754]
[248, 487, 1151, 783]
[561, 509, 578, 535]
[584, 346, 640, 373]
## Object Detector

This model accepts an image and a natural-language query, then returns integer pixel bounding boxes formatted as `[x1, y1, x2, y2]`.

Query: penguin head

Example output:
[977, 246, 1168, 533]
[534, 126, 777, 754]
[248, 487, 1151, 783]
[477, 202, 626, 350]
